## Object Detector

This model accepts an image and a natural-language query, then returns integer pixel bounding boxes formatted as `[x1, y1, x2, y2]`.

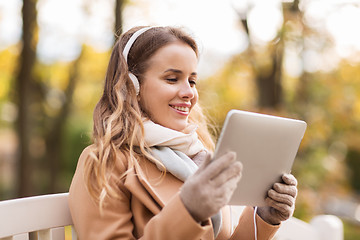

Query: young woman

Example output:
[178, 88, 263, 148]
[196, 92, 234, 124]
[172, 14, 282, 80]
[68, 26, 298, 239]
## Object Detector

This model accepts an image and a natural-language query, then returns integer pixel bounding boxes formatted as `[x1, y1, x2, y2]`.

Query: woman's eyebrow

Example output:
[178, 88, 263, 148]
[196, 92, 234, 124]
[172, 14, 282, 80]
[164, 68, 182, 73]
[164, 68, 197, 76]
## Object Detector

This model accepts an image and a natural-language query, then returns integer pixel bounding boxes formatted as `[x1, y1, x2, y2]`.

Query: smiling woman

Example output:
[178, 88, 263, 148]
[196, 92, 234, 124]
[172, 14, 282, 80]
[68, 26, 297, 240]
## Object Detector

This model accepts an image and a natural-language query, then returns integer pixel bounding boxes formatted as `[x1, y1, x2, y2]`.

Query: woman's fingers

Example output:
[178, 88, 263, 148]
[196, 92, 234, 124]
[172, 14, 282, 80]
[196, 152, 212, 169]
[265, 197, 294, 219]
[267, 189, 296, 207]
[199, 151, 237, 180]
[282, 173, 298, 186]
[211, 161, 242, 187]
[215, 173, 241, 196]
[192, 150, 208, 166]
[272, 182, 298, 198]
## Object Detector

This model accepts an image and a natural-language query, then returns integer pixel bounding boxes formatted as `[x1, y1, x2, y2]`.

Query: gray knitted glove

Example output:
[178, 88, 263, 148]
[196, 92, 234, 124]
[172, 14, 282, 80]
[257, 173, 298, 225]
[180, 152, 242, 222]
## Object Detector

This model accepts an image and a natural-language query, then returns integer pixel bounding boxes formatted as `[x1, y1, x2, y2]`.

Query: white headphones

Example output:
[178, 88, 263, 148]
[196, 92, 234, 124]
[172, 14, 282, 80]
[122, 26, 154, 95]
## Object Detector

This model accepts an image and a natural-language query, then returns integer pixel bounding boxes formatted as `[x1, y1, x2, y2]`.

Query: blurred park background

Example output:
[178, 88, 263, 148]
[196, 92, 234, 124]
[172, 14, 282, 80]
[1, 0, 360, 238]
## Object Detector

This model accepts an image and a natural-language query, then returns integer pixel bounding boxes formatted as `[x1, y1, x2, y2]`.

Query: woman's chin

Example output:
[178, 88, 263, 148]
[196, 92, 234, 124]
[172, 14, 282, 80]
[164, 121, 188, 132]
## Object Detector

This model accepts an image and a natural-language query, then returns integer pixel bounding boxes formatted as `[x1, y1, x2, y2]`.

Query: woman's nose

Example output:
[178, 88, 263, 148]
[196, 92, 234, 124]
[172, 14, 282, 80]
[179, 81, 195, 99]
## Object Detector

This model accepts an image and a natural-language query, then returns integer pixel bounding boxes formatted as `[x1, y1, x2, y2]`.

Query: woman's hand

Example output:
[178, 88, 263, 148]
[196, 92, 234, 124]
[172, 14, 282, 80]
[257, 173, 298, 225]
[180, 152, 242, 222]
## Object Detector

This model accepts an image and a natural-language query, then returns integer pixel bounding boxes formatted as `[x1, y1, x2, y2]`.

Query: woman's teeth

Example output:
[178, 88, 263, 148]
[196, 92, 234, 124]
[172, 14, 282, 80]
[172, 105, 189, 112]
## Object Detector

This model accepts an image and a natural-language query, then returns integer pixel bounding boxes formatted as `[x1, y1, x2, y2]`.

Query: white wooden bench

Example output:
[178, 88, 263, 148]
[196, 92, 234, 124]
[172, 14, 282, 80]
[0, 193, 77, 240]
[274, 214, 344, 240]
[0, 193, 344, 240]
[230, 205, 344, 240]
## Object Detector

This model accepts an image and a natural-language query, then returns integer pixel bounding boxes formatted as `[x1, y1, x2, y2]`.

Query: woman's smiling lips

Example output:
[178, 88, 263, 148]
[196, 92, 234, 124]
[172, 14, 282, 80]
[169, 103, 191, 115]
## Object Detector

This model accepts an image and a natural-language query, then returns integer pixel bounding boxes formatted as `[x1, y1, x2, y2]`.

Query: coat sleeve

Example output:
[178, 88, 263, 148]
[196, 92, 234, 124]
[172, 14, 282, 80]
[229, 206, 280, 240]
[68, 147, 213, 240]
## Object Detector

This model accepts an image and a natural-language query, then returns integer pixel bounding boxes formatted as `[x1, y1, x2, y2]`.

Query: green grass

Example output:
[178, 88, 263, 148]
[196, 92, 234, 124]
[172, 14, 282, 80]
[343, 221, 360, 240]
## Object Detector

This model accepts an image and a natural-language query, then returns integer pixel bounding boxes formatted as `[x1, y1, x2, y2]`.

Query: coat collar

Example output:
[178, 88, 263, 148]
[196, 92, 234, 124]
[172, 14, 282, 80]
[124, 158, 184, 210]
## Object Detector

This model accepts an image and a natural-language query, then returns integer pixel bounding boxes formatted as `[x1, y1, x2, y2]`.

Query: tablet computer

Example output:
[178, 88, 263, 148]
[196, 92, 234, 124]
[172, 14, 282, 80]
[213, 110, 307, 206]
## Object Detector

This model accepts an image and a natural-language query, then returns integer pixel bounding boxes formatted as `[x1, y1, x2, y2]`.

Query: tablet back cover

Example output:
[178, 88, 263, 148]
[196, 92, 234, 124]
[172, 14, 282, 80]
[214, 110, 307, 206]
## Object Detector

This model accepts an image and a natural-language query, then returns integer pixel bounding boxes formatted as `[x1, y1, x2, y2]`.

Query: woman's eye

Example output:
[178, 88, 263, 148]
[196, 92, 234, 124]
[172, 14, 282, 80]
[189, 79, 197, 86]
[166, 78, 177, 83]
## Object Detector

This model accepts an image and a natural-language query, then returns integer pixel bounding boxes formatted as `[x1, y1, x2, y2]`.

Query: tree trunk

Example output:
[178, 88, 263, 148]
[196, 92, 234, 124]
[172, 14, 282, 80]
[236, 1, 302, 110]
[256, 42, 284, 109]
[45, 50, 83, 192]
[16, 0, 37, 197]
[115, 0, 124, 39]
[43, 0, 125, 192]
[238, 9, 284, 110]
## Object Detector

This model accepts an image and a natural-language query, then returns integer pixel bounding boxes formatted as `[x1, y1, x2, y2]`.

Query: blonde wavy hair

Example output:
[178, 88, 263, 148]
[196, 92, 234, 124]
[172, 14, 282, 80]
[84, 26, 215, 209]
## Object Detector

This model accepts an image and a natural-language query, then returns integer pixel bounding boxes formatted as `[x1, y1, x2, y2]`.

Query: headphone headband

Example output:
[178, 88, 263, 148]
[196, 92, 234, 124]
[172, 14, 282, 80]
[122, 26, 154, 63]
[122, 27, 154, 95]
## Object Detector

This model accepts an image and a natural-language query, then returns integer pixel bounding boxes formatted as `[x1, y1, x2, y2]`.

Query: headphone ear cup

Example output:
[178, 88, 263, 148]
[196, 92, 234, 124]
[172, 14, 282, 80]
[128, 72, 140, 95]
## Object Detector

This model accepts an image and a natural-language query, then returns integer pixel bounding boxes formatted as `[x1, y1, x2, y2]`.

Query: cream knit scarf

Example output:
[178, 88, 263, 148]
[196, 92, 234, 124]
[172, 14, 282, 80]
[136, 120, 222, 237]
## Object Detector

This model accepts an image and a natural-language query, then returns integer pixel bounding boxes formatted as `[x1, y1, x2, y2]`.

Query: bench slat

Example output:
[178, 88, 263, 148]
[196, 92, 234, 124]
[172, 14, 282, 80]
[71, 227, 77, 240]
[0, 193, 72, 238]
[0, 233, 29, 240]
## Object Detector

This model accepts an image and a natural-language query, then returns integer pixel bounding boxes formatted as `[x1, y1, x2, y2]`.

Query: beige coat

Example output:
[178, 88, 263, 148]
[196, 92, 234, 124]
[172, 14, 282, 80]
[69, 146, 279, 239]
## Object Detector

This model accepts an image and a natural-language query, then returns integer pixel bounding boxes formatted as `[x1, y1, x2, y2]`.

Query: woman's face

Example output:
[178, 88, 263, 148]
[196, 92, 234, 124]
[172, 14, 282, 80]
[139, 41, 198, 132]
